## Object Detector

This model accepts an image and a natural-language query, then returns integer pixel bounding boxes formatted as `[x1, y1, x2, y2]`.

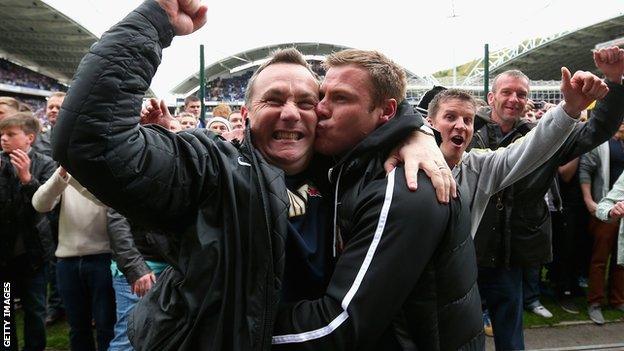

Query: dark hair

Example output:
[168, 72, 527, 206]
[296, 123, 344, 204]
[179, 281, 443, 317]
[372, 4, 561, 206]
[244, 48, 319, 107]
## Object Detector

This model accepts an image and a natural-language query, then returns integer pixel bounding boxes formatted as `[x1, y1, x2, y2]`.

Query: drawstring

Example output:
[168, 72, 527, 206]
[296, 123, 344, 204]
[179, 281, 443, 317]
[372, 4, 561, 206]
[332, 165, 344, 258]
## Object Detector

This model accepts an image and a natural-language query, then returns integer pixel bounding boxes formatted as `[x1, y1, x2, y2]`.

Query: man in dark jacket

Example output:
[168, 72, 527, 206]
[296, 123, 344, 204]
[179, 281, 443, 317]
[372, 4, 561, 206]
[469, 52, 624, 350]
[52, 1, 451, 350]
[271, 50, 483, 350]
[106, 209, 170, 350]
[0, 112, 56, 351]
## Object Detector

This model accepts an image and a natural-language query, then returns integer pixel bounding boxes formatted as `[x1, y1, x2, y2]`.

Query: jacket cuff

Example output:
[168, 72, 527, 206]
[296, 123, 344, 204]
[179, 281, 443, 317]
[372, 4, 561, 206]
[126, 263, 152, 285]
[135, 0, 175, 48]
[595, 203, 611, 222]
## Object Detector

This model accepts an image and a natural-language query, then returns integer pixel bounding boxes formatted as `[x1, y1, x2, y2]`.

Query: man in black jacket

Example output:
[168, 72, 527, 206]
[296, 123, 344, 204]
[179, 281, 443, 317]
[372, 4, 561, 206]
[271, 50, 483, 350]
[0, 112, 56, 351]
[469, 53, 624, 350]
[52, 1, 452, 350]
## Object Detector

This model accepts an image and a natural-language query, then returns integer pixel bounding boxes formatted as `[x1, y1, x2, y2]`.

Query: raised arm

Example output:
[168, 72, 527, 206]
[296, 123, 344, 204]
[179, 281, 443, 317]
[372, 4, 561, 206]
[556, 47, 624, 163]
[52, 0, 222, 229]
[466, 103, 577, 196]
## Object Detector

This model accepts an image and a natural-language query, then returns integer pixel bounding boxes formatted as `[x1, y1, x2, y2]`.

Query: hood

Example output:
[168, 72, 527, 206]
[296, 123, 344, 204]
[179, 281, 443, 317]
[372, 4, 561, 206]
[328, 100, 422, 183]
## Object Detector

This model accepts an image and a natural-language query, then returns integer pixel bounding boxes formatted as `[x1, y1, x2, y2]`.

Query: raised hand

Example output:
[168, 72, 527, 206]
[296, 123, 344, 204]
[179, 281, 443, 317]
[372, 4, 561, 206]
[594, 46, 624, 83]
[560, 67, 609, 118]
[140, 99, 173, 129]
[10, 149, 32, 184]
[156, 0, 208, 35]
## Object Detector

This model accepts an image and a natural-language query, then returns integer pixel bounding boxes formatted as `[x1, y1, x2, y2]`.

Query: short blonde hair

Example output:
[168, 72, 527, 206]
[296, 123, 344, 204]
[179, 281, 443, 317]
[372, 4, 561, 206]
[324, 49, 406, 108]
[0, 96, 20, 111]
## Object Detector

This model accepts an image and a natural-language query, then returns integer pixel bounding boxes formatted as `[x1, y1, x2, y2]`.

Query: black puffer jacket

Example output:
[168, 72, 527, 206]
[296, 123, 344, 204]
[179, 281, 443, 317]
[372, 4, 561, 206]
[469, 87, 624, 268]
[272, 103, 484, 350]
[0, 149, 56, 270]
[52, 2, 289, 350]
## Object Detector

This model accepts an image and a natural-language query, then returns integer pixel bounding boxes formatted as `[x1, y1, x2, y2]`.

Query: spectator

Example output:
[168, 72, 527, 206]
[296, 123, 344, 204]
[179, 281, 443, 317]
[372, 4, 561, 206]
[0, 112, 56, 351]
[169, 117, 182, 132]
[31, 92, 68, 327]
[183, 95, 201, 118]
[228, 111, 244, 130]
[468, 47, 624, 350]
[32, 92, 65, 157]
[595, 170, 624, 269]
[106, 209, 169, 351]
[211, 102, 232, 118]
[32, 166, 115, 351]
[550, 157, 588, 314]
[0, 96, 20, 120]
[579, 122, 624, 324]
[176, 112, 198, 130]
[0, 58, 66, 92]
[207, 116, 231, 135]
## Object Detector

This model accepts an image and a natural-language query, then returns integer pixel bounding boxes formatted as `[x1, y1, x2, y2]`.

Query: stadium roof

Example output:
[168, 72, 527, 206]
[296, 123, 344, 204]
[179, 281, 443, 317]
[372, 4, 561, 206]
[0, 0, 97, 84]
[488, 14, 624, 80]
[170, 42, 429, 96]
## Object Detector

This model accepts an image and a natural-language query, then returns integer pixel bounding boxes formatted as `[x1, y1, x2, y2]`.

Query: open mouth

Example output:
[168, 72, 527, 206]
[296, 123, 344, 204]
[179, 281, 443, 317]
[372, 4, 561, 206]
[450, 135, 464, 146]
[273, 131, 303, 141]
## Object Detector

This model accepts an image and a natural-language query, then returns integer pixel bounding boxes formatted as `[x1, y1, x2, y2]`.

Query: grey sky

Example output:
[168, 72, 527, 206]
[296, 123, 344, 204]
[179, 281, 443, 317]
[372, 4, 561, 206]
[44, 0, 624, 100]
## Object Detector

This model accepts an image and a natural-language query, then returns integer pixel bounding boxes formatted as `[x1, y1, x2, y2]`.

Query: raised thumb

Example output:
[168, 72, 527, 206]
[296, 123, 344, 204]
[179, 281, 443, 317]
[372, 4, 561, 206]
[561, 67, 572, 89]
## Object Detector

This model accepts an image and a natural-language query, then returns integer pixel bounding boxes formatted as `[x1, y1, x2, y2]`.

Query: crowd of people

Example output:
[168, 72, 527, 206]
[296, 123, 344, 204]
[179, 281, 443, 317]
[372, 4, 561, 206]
[1, 1, 624, 351]
[204, 60, 326, 103]
[0, 59, 67, 92]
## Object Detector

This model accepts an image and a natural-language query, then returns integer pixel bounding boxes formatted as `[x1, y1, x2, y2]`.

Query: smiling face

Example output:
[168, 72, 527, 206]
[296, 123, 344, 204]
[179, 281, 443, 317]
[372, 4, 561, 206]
[488, 74, 529, 129]
[46, 95, 64, 126]
[428, 97, 476, 168]
[243, 62, 319, 175]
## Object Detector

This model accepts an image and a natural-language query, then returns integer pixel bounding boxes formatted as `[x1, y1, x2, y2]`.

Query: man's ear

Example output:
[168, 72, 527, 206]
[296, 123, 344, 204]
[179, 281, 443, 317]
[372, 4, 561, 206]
[426, 116, 434, 126]
[27, 133, 35, 145]
[241, 105, 249, 121]
[379, 98, 398, 124]
[487, 91, 494, 106]
[241, 105, 250, 125]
